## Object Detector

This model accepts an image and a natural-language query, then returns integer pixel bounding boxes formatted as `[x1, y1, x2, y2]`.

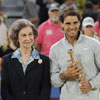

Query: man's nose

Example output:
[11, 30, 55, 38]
[70, 24, 75, 29]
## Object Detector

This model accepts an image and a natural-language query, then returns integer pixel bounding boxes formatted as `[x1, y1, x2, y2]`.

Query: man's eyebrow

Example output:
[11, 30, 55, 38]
[65, 22, 71, 24]
[74, 21, 78, 23]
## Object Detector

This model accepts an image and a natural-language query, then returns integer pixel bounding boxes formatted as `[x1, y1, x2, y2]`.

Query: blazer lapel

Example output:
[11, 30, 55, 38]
[25, 59, 38, 73]
[25, 59, 42, 86]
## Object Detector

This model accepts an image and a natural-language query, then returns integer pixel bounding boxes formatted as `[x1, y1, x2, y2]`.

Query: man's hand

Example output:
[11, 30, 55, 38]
[80, 80, 92, 94]
[64, 63, 82, 79]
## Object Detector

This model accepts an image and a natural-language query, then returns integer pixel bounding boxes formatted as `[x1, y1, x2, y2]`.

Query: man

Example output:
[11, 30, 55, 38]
[35, 2, 64, 56]
[49, 7, 100, 100]
[60, 0, 77, 11]
[55, 0, 63, 5]
[82, 17, 100, 40]
[23, 0, 39, 27]
[75, 0, 86, 14]
[82, 1, 98, 22]
[35, 3, 64, 100]
[92, 0, 100, 13]
[36, 0, 55, 24]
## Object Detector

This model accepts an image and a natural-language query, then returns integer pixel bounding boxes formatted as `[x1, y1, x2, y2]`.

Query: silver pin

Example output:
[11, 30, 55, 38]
[38, 59, 42, 64]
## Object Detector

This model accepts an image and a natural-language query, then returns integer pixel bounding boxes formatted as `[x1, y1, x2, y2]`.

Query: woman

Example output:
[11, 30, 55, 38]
[82, 17, 100, 41]
[0, 29, 16, 100]
[0, 29, 17, 71]
[1, 19, 51, 100]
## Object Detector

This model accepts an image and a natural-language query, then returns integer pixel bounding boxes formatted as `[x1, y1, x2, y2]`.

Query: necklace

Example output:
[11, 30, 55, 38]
[19, 48, 32, 57]
[22, 54, 31, 57]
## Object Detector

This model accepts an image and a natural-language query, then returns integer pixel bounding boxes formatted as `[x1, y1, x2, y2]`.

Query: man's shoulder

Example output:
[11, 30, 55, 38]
[50, 38, 64, 50]
[38, 20, 49, 28]
[83, 35, 100, 46]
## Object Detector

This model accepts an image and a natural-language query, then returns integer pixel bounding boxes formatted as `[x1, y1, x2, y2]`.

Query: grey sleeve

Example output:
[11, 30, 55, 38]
[27, 1, 39, 18]
[89, 41, 100, 89]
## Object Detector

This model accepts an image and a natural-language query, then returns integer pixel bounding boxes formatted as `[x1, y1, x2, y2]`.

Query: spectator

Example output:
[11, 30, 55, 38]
[35, 2, 64, 56]
[0, 29, 16, 72]
[75, 0, 86, 14]
[23, 0, 39, 27]
[0, 16, 7, 46]
[82, 1, 98, 22]
[0, 29, 16, 100]
[92, 0, 100, 13]
[82, 17, 100, 40]
[0, 0, 7, 22]
[94, 14, 100, 37]
[36, 0, 55, 25]
[60, 0, 77, 11]
[55, 0, 63, 5]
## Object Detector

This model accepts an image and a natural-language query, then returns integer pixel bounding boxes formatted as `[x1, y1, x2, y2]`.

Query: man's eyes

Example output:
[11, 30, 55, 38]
[65, 22, 70, 25]
[74, 22, 78, 24]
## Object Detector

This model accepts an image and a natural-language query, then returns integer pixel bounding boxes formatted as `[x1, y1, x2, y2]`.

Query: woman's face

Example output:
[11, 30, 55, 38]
[18, 26, 34, 49]
[82, 25, 94, 37]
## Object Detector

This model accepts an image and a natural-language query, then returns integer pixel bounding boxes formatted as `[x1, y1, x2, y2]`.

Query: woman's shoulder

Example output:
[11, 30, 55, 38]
[39, 53, 49, 59]
[39, 53, 50, 63]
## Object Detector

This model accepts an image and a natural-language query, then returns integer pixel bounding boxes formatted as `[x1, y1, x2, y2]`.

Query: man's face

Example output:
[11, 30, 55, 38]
[49, 10, 59, 22]
[93, 4, 99, 12]
[61, 16, 80, 38]
[82, 25, 94, 37]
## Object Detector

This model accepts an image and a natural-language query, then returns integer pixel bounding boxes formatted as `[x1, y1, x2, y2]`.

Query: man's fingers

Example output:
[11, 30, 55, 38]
[79, 67, 83, 73]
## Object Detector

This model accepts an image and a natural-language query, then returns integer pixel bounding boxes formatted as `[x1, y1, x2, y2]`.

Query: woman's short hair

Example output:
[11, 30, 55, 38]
[10, 19, 38, 48]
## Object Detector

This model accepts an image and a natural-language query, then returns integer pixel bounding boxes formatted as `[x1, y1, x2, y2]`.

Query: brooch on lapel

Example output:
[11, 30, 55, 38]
[38, 59, 43, 64]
